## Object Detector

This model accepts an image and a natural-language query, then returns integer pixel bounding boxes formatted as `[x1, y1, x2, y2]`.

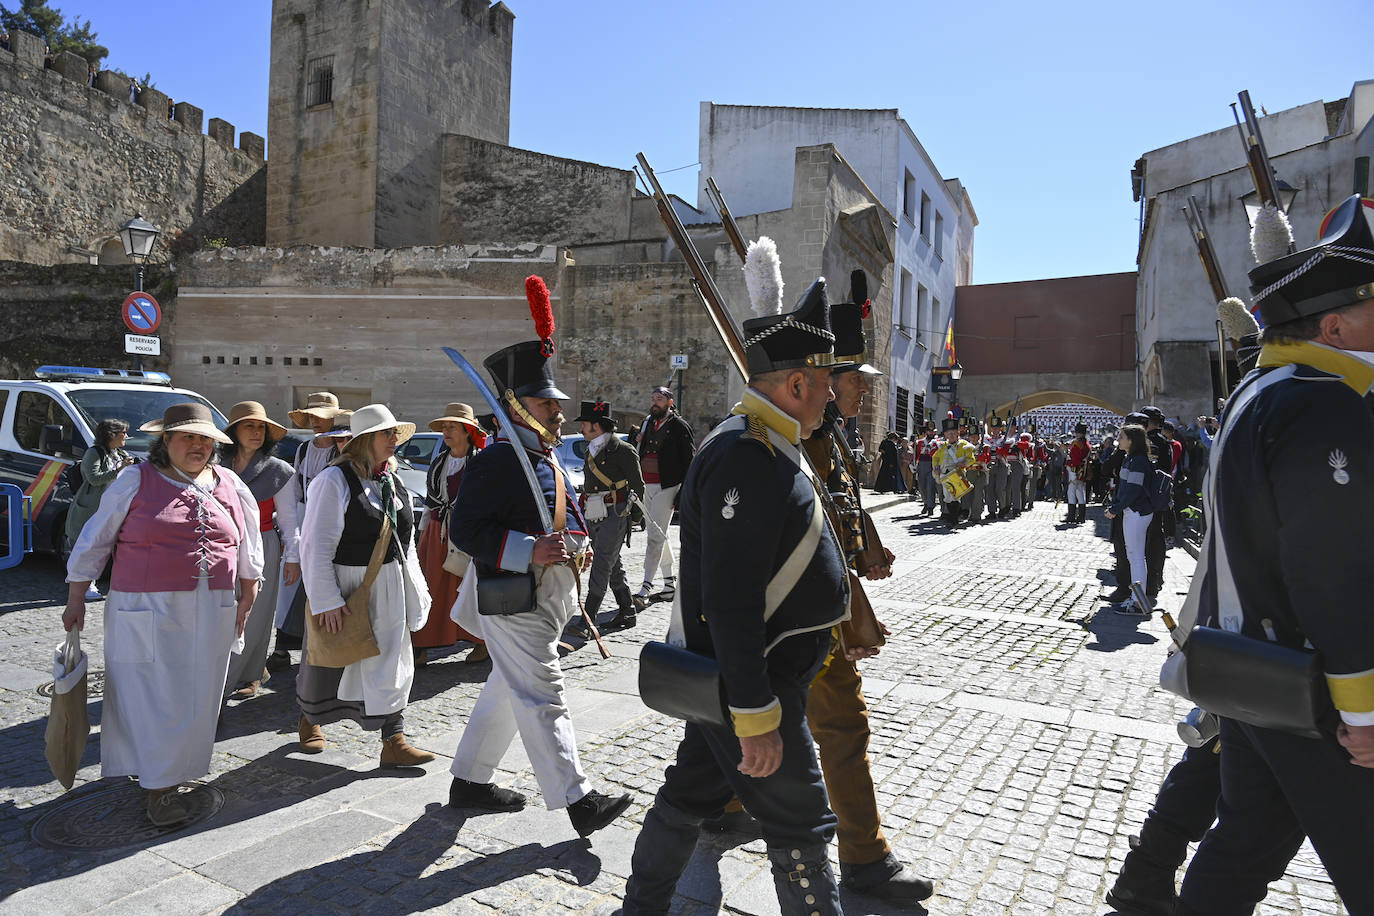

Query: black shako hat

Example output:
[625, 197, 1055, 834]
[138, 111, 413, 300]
[1249, 195, 1374, 327]
[484, 340, 569, 401]
[573, 399, 615, 427]
[830, 269, 881, 376]
[742, 277, 852, 375]
[941, 417, 960, 433]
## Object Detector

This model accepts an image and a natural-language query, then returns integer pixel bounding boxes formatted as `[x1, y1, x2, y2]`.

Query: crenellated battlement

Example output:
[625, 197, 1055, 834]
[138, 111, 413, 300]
[0, 30, 265, 160]
[0, 29, 267, 266]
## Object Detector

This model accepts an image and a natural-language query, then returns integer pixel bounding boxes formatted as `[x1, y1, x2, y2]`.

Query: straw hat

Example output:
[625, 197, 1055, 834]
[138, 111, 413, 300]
[224, 401, 288, 443]
[427, 402, 483, 433]
[348, 404, 415, 445]
[288, 391, 343, 428]
[139, 402, 231, 444]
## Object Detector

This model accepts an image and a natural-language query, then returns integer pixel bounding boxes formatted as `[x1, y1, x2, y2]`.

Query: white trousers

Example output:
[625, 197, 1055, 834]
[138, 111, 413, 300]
[450, 564, 592, 809]
[641, 482, 679, 587]
[1123, 508, 1153, 599]
[1067, 479, 1087, 505]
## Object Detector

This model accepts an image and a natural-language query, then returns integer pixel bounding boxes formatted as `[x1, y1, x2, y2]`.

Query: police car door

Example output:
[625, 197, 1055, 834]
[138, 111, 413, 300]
[1, 389, 82, 552]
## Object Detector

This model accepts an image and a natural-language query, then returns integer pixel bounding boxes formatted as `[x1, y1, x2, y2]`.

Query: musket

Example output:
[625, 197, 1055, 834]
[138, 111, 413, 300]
[703, 177, 749, 263]
[638, 154, 884, 648]
[1232, 92, 1287, 221]
[633, 155, 747, 377]
[1181, 197, 1232, 395]
[441, 346, 610, 659]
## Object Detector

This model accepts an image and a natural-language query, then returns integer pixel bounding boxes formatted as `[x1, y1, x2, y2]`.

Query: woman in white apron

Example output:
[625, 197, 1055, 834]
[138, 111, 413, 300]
[63, 403, 263, 827]
[296, 404, 433, 766]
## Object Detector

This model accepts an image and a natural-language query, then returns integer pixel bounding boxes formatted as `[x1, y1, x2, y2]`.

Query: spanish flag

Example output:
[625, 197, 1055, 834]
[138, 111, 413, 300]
[25, 460, 66, 519]
[944, 316, 956, 364]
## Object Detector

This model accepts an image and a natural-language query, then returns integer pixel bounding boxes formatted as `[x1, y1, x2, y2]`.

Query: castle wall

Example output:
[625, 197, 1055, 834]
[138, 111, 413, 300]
[0, 260, 173, 378]
[375, 0, 514, 247]
[439, 135, 634, 247]
[0, 32, 265, 266]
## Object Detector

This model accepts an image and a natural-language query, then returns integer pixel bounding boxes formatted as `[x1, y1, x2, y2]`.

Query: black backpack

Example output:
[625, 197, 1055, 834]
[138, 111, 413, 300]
[61, 456, 86, 494]
[1149, 468, 1174, 512]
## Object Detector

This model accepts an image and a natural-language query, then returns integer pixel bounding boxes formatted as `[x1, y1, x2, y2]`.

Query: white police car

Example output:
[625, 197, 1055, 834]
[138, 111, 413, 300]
[0, 366, 226, 555]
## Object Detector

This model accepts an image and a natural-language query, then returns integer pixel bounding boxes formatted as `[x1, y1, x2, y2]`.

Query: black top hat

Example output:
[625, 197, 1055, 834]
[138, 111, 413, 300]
[1074, 422, 1088, 435]
[830, 270, 881, 376]
[742, 278, 852, 375]
[574, 399, 615, 428]
[988, 416, 1003, 429]
[1249, 195, 1374, 327]
[941, 417, 960, 433]
[484, 340, 569, 401]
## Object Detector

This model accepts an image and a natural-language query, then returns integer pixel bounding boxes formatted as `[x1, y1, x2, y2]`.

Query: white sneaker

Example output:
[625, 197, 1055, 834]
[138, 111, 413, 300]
[84, 586, 103, 601]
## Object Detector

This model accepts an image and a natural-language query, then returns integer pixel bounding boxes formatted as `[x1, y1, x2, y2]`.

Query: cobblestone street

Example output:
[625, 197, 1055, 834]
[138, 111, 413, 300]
[0, 495, 1344, 915]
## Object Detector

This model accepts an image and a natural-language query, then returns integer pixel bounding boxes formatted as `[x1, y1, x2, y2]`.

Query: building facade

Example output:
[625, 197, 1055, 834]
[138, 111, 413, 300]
[698, 104, 976, 436]
[1132, 80, 1374, 420]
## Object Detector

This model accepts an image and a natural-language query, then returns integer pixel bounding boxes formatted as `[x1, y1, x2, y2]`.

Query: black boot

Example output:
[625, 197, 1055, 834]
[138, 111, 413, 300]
[1106, 820, 1190, 915]
[840, 851, 934, 902]
[448, 777, 527, 812]
[568, 789, 632, 837]
[767, 843, 842, 915]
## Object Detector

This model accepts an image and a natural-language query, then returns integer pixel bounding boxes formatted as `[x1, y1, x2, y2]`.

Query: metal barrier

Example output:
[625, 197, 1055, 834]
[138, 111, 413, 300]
[1, 482, 33, 571]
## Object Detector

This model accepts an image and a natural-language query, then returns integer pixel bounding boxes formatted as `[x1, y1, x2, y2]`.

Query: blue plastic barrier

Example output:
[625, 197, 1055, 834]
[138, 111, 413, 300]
[1, 483, 33, 571]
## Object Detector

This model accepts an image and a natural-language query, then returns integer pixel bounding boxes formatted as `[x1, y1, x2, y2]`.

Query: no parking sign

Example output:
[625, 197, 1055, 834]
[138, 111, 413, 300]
[121, 291, 162, 334]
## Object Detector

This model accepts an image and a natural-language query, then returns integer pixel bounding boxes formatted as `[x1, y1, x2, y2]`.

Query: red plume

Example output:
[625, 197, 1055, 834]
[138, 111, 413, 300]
[526, 275, 555, 356]
[860, 298, 871, 319]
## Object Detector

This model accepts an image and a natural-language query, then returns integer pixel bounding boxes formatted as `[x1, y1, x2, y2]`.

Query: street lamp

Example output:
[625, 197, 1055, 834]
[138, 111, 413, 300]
[118, 213, 161, 291]
[949, 361, 964, 381]
[1240, 178, 1298, 229]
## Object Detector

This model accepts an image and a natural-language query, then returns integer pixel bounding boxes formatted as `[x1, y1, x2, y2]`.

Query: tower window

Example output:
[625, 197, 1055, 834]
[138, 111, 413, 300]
[307, 56, 334, 107]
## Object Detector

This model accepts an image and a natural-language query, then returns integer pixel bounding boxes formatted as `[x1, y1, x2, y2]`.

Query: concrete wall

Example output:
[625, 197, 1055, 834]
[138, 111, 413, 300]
[266, 0, 381, 248]
[169, 243, 558, 423]
[956, 371, 1137, 419]
[375, 0, 514, 247]
[0, 261, 174, 378]
[0, 31, 265, 266]
[438, 136, 634, 246]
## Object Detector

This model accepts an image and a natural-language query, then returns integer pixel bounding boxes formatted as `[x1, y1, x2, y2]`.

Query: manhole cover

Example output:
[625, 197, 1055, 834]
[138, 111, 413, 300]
[36, 671, 104, 699]
[31, 780, 224, 851]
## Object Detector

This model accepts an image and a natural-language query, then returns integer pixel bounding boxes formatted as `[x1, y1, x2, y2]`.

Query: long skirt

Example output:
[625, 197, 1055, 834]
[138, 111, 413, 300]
[412, 520, 479, 649]
[296, 559, 414, 727]
[101, 579, 236, 788]
[225, 528, 281, 688]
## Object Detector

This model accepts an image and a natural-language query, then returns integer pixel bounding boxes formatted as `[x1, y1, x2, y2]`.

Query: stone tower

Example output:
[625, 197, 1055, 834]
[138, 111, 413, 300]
[266, 0, 514, 248]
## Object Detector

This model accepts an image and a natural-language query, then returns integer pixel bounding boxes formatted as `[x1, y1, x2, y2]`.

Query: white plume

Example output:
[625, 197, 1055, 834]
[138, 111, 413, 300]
[743, 236, 784, 318]
[1218, 296, 1260, 340]
[1250, 203, 1294, 264]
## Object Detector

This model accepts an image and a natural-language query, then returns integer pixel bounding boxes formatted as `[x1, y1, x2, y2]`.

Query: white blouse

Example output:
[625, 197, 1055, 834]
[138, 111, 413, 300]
[66, 463, 266, 586]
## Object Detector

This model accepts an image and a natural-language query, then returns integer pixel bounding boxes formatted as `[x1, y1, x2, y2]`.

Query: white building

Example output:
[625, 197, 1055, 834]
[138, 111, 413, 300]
[1132, 79, 1374, 420]
[698, 104, 977, 435]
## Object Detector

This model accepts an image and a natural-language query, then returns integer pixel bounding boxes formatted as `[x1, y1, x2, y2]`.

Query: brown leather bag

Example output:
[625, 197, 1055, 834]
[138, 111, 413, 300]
[305, 515, 389, 668]
[840, 571, 886, 651]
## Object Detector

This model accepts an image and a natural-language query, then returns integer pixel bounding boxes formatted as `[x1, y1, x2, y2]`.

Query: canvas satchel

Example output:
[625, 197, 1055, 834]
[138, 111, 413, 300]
[45, 628, 90, 790]
[305, 515, 388, 668]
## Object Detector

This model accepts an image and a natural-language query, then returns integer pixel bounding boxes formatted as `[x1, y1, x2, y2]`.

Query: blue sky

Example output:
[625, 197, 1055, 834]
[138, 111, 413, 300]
[60, 0, 1367, 284]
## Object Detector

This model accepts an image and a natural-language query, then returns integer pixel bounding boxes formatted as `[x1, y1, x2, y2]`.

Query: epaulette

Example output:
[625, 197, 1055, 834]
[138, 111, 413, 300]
[743, 415, 776, 455]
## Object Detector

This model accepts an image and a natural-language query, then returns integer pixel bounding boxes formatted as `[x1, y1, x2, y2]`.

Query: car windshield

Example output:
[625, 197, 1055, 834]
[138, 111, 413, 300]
[396, 436, 439, 465]
[66, 389, 226, 454]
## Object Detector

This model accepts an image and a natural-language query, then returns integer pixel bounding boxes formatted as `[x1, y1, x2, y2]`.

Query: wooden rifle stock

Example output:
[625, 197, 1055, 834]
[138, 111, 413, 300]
[704, 177, 749, 262]
[1182, 196, 1233, 395]
[1234, 91, 1284, 211]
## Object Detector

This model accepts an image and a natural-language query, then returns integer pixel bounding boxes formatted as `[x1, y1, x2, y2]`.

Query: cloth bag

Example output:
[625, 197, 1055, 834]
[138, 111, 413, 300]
[45, 628, 90, 790]
[305, 515, 389, 668]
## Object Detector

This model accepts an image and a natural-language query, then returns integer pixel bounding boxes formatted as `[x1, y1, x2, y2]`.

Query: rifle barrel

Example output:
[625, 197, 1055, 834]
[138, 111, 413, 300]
[705, 177, 749, 262]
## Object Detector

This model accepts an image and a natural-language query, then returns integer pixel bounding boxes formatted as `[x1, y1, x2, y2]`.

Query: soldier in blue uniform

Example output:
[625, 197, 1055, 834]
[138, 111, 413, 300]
[444, 279, 631, 839]
[1174, 195, 1374, 915]
[624, 278, 851, 915]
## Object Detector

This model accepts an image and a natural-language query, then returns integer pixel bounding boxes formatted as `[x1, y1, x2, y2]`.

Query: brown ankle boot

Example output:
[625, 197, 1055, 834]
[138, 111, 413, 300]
[381, 733, 436, 767]
[298, 715, 325, 754]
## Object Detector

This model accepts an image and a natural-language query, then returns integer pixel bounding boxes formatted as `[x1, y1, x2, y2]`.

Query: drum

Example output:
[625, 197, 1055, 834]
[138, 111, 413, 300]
[938, 469, 972, 500]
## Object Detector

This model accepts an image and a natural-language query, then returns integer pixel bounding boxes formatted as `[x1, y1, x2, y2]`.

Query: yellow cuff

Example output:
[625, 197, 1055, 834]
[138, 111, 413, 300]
[1327, 669, 1374, 714]
[730, 699, 782, 737]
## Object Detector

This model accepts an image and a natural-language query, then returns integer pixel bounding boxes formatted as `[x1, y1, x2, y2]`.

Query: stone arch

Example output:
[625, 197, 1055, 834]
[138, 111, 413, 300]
[97, 238, 129, 265]
[992, 389, 1129, 416]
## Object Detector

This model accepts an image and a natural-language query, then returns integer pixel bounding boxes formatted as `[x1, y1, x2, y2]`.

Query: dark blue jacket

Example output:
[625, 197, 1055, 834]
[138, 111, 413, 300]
[679, 394, 849, 733]
[449, 425, 586, 579]
[1109, 453, 1154, 515]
